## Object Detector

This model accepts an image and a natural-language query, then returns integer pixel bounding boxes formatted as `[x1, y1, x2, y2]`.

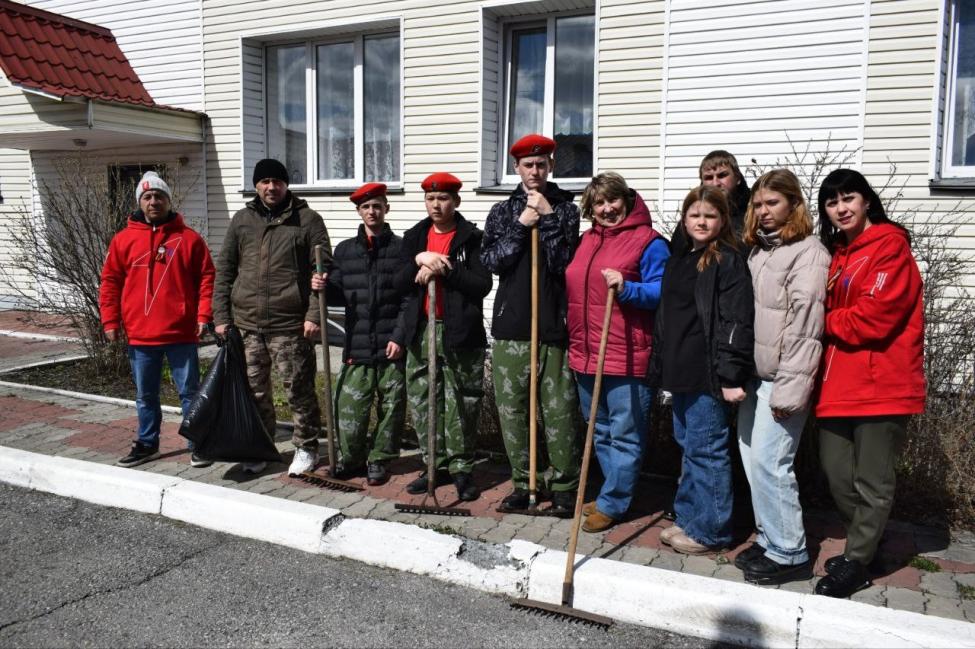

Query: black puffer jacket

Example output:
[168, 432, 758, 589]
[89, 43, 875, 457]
[646, 238, 754, 397]
[480, 182, 579, 343]
[326, 224, 404, 365]
[395, 213, 492, 351]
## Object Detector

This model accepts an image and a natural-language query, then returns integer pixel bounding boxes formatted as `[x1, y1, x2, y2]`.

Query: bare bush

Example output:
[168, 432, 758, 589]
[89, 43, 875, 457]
[0, 153, 195, 376]
[746, 140, 975, 527]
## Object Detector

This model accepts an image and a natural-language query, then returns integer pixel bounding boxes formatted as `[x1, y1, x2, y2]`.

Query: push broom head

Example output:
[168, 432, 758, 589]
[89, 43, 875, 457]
[297, 471, 364, 492]
[509, 598, 613, 629]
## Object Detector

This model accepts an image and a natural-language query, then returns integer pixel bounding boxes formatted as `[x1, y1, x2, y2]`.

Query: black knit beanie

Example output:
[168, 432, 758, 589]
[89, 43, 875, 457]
[252, 158, 290, 186]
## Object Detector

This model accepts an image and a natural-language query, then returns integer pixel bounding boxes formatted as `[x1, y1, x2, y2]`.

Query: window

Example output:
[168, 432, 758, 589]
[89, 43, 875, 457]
[499, 13, 595, 184]
[265, 32, 401, 187]
[941, 1, 975, 177]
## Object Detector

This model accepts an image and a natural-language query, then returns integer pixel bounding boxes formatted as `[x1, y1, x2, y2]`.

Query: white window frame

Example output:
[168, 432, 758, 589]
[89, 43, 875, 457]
[240, 17, 403, 192]
[935, 0, 975, 180]
[497, 10, 597, 187]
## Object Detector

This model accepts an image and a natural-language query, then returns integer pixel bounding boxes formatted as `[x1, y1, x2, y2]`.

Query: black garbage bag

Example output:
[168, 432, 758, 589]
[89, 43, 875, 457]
[179, 326, 282, 464]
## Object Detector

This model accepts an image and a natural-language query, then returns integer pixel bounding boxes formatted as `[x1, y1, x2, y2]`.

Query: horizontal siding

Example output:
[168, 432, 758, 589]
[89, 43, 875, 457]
[597, 1, 665, 197]
[0, 149, 36, 306]
[862, 0, 975, 290]
[659, 0, 867, 233]
[25, 0, 203, 111]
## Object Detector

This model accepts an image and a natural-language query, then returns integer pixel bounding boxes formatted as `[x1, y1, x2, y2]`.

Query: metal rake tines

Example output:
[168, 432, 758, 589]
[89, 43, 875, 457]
[508, 598, 614, 629]
[297, 471, 364, 492]
[393, 502, 472, 517]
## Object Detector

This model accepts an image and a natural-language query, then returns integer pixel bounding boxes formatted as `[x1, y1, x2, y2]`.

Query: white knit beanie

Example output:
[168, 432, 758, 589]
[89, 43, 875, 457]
[135, 171, 172, 204]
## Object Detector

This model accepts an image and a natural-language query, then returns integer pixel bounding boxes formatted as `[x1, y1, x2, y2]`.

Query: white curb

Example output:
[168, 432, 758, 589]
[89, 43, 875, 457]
[320, 518, 543, 596]
[2, 444, 974, 648]
[0, 446, 37, 488]
[27, 452, 180, 514]
[527, 549, 801, 647]
[160, 480, 341, 554]
[525, 548, 975, 648]
[797, 592, 975, 648]
[0, 329, 81, 343]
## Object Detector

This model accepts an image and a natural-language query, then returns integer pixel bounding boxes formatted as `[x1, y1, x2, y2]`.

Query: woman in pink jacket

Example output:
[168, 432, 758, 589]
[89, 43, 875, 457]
[565, 172, 670, 533]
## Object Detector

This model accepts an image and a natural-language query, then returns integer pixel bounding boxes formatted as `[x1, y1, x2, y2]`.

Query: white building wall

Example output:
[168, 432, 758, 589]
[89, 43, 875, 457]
[657, 0, 869, 232]
[25, 0, 204, 111]
[863, 0, 975, 290]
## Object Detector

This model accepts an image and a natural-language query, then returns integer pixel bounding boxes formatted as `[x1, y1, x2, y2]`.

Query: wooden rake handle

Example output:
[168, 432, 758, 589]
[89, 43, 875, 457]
[315, 245, 337, 474]
[562, 286, 616, 606]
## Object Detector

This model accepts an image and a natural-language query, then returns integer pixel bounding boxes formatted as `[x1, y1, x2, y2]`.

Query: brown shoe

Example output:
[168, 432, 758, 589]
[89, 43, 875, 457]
[582, 501, 597, 517]
[582, 509, 616, 533]
[659, 524, 684, 546]
[670, 531, 720, 555]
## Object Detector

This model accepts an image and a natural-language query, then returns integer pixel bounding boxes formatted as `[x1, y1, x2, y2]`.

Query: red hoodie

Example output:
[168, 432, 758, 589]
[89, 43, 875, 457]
[815, 222, 925, 418]
[99, 213, 215, 345]
[566, 193, 659, 377]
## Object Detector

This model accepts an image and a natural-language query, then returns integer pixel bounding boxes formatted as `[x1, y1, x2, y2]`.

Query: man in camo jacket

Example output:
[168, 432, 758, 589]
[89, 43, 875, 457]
[480, 134, 581, 517]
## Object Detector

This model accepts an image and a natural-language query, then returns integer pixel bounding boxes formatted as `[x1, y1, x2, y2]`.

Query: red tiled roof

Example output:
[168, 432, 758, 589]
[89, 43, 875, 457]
[0, 0, 155, 108]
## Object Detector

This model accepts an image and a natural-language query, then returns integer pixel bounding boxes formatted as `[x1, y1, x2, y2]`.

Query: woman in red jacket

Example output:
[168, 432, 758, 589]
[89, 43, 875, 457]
[813, 169, 925, 599]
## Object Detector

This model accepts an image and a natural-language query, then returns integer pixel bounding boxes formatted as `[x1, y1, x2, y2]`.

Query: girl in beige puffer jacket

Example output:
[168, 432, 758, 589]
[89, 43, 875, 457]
[735, 169, 830, 586]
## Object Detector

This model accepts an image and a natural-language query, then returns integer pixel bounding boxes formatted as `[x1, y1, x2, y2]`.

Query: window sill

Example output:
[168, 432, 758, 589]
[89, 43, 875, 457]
[474, 182, 588, 195]
[239, 184, 405, 197]
[929, 177, 975, 190]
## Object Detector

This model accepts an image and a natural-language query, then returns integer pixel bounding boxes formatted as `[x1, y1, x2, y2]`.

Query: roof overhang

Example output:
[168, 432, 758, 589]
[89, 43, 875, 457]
[0, 95, 206, 151]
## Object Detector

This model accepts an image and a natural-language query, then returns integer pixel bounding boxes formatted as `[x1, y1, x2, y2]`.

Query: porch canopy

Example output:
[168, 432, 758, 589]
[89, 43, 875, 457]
[0, 0, 204, 150]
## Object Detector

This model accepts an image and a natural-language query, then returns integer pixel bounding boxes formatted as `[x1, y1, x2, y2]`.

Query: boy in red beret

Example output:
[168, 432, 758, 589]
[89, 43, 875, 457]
[395, 173, 492, 501]
[312, 183, 406, 485]
[481, 134, 581, 516]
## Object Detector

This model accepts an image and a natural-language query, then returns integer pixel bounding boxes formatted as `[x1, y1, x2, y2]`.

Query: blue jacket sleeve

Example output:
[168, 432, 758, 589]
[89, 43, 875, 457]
[617, 237, 670, 310]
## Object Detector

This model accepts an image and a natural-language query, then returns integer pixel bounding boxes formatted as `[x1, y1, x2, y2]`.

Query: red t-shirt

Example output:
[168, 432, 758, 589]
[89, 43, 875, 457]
[423, 227, 456, 319]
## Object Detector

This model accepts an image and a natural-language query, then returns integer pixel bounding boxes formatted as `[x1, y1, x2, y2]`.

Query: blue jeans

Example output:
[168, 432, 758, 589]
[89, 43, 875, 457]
[576, 374, 653, 519]
[128, 343, 199, 449]
[737, 380, 809, 565]
[671, 391, 733, 547]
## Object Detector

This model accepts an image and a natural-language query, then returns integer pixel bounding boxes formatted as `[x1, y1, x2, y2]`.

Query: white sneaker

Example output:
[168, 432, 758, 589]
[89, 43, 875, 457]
[288, 448, 318, 476]
[242, 461, 267, 474]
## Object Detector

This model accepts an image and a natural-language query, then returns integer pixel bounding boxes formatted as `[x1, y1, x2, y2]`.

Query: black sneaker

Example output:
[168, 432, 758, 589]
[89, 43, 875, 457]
[117, 442, 160, 468]
[814, 557, 870, 598]
[190, 452, 213, 468]
[825, 553, 890, 575]
[497, 488, 530, 512]
[406, 470, 451, 495]
[453, 473, 480, 502]
[547, 491, 576, 518]
[366, 462, 388, 486]
[744, 555, 812, 585]
[733, 543, 766, 571]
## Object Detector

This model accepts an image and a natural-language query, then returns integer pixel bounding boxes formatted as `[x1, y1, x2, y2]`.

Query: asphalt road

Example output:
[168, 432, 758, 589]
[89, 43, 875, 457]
[0, 483, 720, 648]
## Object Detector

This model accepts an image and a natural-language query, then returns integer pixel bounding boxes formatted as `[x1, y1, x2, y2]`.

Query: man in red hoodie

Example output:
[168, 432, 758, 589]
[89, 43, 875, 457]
[100, 171, 215, 468]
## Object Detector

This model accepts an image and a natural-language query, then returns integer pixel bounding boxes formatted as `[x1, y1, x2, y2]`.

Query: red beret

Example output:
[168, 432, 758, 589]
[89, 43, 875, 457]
[350, 182, 387, 205]
[510, 134, 556, 160]
[421, 172, 462, 193]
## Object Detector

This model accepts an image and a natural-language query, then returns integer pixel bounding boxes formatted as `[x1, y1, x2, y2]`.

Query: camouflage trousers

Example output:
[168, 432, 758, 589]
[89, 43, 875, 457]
[241, 329, 321, 450]
[406, 322, 485, 475]
[492, 339, 580, 492]
[334, 361, 406, 467]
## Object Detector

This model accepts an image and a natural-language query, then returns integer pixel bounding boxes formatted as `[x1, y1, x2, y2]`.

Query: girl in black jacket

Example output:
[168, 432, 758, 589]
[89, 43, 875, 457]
[647, 185, 754, 555]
